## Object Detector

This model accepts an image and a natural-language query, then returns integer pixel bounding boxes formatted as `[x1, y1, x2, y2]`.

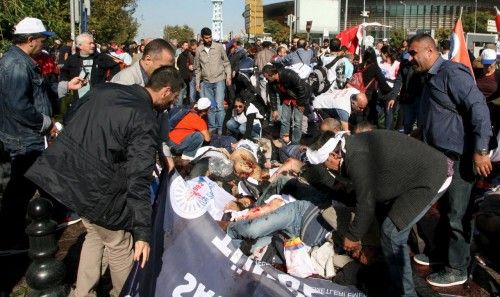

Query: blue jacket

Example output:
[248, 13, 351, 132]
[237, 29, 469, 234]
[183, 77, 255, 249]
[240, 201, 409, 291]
[275, 48, 314, 67]
[0, 45, 52, 155]
[419, 57, 492, 155]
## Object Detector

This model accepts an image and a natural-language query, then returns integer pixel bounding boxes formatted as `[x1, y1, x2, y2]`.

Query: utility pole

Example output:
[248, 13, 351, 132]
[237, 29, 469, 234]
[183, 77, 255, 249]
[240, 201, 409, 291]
[474, 0, 478, 33]
[70, 0, 76, 42]
[344, 0, 349, 30]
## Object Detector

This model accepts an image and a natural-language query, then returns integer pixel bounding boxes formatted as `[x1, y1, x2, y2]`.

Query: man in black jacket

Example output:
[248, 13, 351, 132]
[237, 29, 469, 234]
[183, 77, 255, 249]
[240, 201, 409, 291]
[263, 64, 312, 144]
[306, 130, 452, 296]
[58, 32, 120, 102]
[26, 66, 182, 297]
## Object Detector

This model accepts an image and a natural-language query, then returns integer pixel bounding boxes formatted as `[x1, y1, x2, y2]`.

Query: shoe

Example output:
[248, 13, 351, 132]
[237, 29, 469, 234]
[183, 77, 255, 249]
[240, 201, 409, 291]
[426, 270, 467, 287]
[56, 212, 82, 230]
[413, 254, 430, 266]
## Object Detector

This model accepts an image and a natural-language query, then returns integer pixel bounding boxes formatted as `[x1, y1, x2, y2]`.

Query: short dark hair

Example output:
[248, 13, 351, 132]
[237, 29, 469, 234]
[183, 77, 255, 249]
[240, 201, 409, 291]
[329, 38, 341, 52]
[408, 34, 437, 50]
[262, 64, 278, 76]
[146, 66, 183, 92]
[297, 38, 307, 49]
[201, 27, 212, 36]
[142, 38, 174, 60]
[12, 33, 45, 45]
[309, 131, 338, 151]
[189, 39, 197, 46]
[261, 41, 272, 48]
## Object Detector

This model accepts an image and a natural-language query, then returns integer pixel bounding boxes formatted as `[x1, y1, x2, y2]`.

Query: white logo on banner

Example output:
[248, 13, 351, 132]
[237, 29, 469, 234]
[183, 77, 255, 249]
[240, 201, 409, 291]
[170, 175, 210, 219]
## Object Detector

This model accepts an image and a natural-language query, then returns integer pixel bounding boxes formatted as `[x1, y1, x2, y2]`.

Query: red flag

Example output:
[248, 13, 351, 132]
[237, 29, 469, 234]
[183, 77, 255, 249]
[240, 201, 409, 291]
[496, 6, 500, 32]
[336, 26, 359, 54]
[449, 18, 474, 78]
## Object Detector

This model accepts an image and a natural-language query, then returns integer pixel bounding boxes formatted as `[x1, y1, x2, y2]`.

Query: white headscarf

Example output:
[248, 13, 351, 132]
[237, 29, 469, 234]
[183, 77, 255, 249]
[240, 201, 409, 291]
[306, 132, 348, 165]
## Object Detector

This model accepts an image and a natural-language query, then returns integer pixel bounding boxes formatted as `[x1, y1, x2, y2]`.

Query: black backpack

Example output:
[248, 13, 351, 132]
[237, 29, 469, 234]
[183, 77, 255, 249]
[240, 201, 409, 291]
[307, 55, 343, 95]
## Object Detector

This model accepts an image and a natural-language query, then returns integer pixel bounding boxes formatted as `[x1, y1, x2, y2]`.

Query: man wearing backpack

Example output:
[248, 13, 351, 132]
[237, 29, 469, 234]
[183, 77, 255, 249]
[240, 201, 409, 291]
[320, 38, 354, 90]
[168, 97, 211, 160]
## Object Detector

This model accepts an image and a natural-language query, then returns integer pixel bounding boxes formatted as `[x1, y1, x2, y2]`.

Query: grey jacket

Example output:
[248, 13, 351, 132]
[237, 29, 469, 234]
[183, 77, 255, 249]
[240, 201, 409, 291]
[274, 48, 314, 67]
[111, 61, 147, 86]
[194, 42, 231, 85]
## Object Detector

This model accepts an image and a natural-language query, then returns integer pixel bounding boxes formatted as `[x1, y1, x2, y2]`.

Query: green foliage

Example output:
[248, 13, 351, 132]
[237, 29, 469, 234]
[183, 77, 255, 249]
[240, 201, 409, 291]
[163, 25, 195, 43]
[264, 20, 289, 43]
[0, 0, 138, 50]
[462, 10, 495, 33]
[388, 27, 406, 49]
[435, 28, 452, 42]
[88, 0, 138, 44]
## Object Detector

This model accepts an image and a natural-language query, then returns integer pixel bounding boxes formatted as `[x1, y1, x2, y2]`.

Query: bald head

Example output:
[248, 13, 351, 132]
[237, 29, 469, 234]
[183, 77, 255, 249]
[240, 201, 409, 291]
[320, 117, 342, 133]
[408, 34, 440, 73]
[351, 92, 368, 113]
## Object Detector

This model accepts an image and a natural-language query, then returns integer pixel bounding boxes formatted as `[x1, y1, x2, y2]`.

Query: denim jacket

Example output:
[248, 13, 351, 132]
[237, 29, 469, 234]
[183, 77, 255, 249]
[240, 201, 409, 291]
[0, 45, 52, 155]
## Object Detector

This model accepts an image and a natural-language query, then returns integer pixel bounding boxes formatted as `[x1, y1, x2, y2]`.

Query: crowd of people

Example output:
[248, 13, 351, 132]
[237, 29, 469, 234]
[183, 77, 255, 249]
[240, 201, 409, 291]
[0, 15, 499, 297]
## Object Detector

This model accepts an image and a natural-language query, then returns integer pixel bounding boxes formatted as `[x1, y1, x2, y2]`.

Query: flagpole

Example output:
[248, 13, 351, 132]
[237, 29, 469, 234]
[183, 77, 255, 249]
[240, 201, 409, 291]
[458, 6, 463, 20]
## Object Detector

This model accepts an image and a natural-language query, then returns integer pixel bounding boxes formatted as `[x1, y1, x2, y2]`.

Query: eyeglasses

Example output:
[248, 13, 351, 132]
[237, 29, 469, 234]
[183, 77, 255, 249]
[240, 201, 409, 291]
[235, 104, 244, 109]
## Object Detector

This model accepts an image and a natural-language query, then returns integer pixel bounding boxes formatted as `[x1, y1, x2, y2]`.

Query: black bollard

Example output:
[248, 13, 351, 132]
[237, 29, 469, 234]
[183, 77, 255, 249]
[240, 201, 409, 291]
[25, 196, 66, 297]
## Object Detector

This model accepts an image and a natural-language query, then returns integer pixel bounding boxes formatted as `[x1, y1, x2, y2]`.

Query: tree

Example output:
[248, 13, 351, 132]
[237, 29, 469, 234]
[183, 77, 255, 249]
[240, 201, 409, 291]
[388, 27, 405, 49]
[88, 0, 138, 44]
[163, 25, 195, 43]
[0, 0, 138, 52]
[462, 10, 495, 33]
[435, 28, 452, 43]
[264, 20, 289, 43]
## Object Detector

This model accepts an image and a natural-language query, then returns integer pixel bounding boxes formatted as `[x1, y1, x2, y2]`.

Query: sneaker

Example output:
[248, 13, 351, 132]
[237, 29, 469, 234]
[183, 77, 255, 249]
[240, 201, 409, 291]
[426, 270, 467, 287]
[413, 254, 430, 266]
[56, 212, 82, 230]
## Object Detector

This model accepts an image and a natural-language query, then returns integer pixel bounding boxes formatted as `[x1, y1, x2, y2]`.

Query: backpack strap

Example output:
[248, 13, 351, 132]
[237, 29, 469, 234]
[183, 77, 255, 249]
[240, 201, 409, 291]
[324, 55, 343, 69]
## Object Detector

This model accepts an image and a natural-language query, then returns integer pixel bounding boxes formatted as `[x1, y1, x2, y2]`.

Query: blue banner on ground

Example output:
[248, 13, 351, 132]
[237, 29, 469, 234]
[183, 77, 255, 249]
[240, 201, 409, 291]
[120, 171, 366, 297]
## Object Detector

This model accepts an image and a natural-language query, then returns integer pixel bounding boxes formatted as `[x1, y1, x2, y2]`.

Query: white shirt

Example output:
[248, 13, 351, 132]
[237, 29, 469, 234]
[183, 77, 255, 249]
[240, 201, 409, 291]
[312, 87, 360, 115]
[232, 103, 263, 125]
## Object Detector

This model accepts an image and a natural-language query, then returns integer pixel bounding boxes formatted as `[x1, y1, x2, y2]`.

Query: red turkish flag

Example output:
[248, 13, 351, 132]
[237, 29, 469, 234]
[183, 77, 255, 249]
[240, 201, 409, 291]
[336, 26, 360, 54]
[449, 18, 474, 78]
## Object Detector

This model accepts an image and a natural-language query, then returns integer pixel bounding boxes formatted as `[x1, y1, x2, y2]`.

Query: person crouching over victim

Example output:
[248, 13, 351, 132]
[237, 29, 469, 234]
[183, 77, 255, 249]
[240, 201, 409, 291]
[226, 97, 263, 140]
[168, 97, 212, 160]
[306, 130, 453, 296]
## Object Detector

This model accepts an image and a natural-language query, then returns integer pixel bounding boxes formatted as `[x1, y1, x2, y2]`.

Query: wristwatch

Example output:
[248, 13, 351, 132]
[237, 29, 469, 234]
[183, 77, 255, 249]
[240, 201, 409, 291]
[476, 149, 489, 156]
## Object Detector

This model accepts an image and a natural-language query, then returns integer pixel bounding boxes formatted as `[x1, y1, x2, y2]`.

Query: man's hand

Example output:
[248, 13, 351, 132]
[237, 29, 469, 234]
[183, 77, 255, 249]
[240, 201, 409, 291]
[473, 152, 492, 177]
[226, 78, 232, 87]
[134, 241, 150, 268]
[272, 110, 279, 121]
[196, 83, 201, 92]
[49, 121, 61, 138]
[68, 77, 85, 90]
[343, 237, 361, 257]
[386, 99, 395, 110]
[297, 106, 305, 113]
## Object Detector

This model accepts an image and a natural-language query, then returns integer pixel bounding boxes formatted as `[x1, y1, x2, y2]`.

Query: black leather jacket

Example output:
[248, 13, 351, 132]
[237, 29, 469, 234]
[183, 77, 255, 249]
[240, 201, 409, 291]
[267, 68, 312, 113]
[26, 84, 159, 243]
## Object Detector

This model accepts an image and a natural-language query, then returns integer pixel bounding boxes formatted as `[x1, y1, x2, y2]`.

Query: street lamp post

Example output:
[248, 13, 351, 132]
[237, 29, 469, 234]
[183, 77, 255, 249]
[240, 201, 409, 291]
[344, 0, 349, 30]
[383, 0, 386, 39]
[400, 1, 406, 39]
[474, 0, 478, 33]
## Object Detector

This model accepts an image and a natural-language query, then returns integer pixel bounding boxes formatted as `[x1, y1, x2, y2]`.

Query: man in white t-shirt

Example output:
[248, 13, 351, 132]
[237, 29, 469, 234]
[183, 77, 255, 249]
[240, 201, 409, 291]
[320, 38, 354, 89]
[313, 87, 368, 130]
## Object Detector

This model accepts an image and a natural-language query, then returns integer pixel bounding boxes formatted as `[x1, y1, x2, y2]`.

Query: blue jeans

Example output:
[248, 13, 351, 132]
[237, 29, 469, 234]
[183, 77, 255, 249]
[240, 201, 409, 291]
[380, 179, 449, 297]
[201, 80, 226, 134]
[189, 77, 197, 104]
[226, 119, 261, 138]
[401, 100, 419, 134]
[227, 200, 315, 245]
[168, 132, 204, 157]
[376, 101, 397, 130]
[278, 144, 306, 163]
[280, 104, 303, 144]
[175, 85, 187, 107]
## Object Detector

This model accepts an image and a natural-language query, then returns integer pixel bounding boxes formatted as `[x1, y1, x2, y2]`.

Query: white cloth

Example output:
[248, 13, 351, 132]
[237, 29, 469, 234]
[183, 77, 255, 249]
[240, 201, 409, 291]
[306, 131, 348, 165]
[232, 103, 263, 125]
[186, 176, 235, 220]
[312, 87, 360, 115]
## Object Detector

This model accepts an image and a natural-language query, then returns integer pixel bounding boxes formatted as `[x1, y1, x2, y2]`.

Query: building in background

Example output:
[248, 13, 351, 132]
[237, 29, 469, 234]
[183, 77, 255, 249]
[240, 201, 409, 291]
[264, 0, 496, 41]
[244, 0, 264, 36]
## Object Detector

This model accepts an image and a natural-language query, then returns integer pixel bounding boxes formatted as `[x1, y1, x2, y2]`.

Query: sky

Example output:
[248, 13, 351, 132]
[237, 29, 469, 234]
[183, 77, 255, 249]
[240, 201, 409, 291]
[134, 0, 285, 40]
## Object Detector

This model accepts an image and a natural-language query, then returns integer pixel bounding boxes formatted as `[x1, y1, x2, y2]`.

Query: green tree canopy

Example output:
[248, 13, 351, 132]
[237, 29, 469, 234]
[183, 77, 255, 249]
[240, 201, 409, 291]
[163, 25, 195, 43]
[462, 10, 495, 33]
[0, 0, 138, 53]
[264, 20, 289, 44]
[388, 27, 405, 49]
